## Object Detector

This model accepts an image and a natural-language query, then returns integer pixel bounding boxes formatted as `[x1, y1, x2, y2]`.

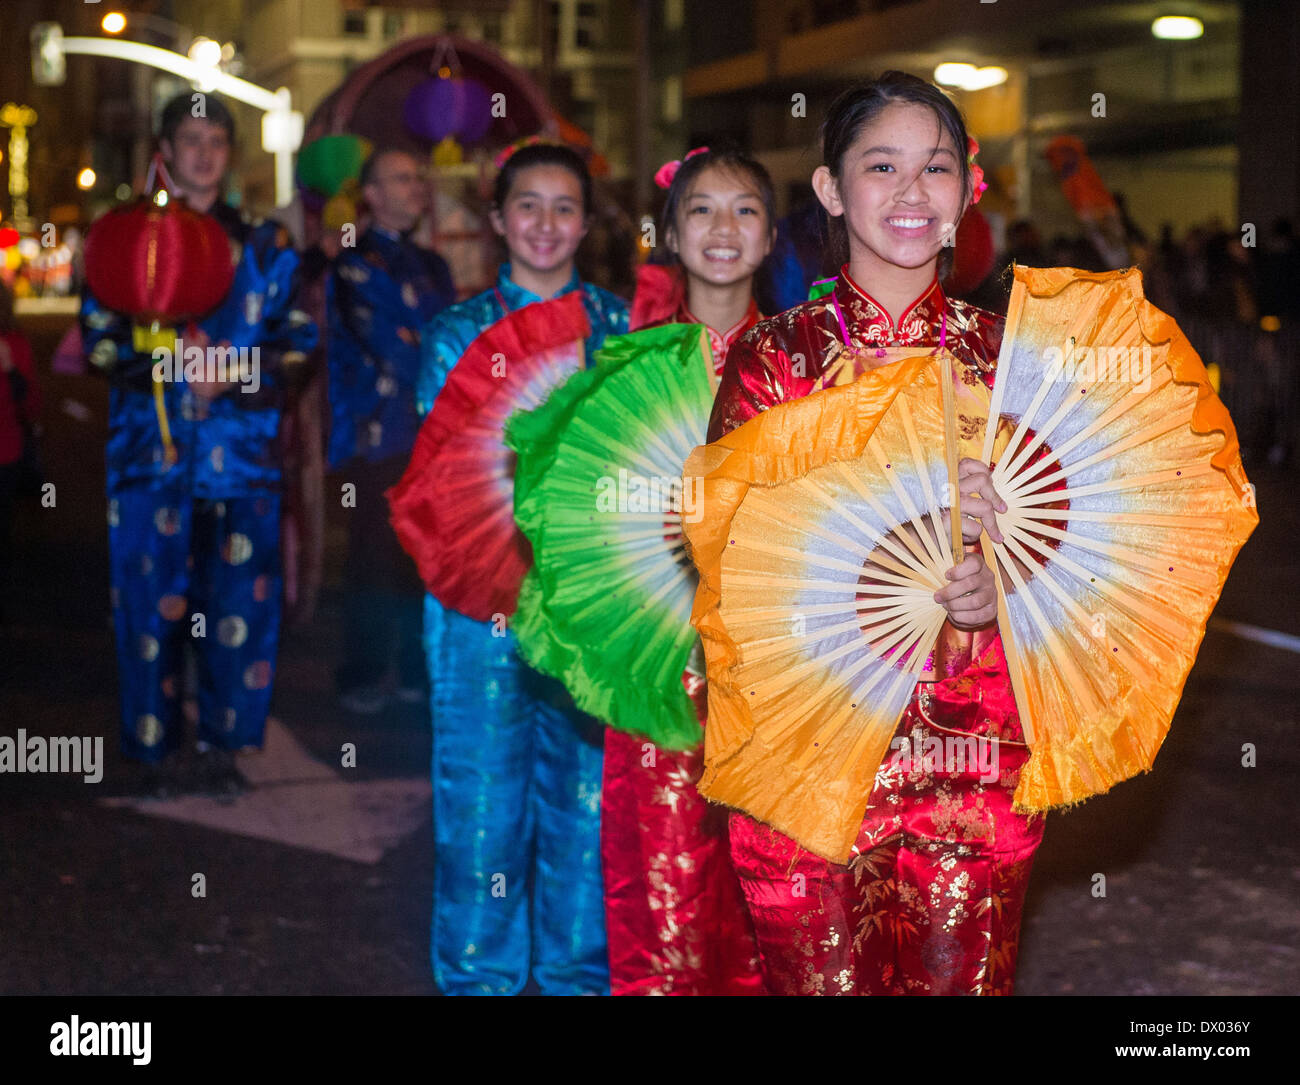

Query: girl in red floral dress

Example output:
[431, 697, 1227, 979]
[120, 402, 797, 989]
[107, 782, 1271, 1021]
[707, 72, 1046, 996]
[602, 147, 775, 995]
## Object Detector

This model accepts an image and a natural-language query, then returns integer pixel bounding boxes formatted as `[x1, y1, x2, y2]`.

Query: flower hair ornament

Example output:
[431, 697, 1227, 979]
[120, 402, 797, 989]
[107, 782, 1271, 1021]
[493, 135, 548, 171]
[654, 146, 710, 190]
[967, 136, 988, 205]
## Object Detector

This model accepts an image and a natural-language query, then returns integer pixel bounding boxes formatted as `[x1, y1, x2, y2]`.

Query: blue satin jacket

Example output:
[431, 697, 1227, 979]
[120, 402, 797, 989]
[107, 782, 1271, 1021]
[326, 225, 455, 469]
[81, 204, 319, 497]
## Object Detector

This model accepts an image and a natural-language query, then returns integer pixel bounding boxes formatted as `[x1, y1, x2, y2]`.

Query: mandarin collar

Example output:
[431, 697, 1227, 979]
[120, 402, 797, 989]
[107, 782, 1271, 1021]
[678, 296, 761, 350]
[836, 264, 945, 343]
[497, 262, 582, 310]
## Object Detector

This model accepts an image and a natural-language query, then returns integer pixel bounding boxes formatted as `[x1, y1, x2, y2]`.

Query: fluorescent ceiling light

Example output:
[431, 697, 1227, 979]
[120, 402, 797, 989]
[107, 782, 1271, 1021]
[934, 63, 1008, 91]
[1152, 16, 1204, 40]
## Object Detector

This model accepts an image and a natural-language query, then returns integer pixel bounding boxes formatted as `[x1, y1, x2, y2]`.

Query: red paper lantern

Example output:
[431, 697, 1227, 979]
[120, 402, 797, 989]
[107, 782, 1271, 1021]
[83, 198, 236, 323]
[0, 227, 19, 249]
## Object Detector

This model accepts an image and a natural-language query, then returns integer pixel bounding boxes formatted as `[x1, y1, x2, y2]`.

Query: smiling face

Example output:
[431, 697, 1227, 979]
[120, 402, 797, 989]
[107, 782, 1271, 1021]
[160, 116, 231, 202]
[814, 100, 968, 281]
[667, 164, 774, 290]
[489, 164, 589, 284]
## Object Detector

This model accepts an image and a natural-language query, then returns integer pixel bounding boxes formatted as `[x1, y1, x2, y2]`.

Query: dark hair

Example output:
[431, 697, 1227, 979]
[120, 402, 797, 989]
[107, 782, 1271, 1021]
[360, 147, 417, 189]
[158, 91, 236, 146]
[821, 72, 972, 277]
[659, 145, 776, 250]
[493, 143, 594, 217]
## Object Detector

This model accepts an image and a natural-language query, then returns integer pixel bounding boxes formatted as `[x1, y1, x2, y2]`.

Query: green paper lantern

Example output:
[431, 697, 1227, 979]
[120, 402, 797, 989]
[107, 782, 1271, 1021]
[297, 134, 372, 198]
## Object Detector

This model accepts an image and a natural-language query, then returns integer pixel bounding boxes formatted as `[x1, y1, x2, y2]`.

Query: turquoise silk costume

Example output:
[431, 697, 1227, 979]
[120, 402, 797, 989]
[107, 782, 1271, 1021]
[416, 264, 627, 995]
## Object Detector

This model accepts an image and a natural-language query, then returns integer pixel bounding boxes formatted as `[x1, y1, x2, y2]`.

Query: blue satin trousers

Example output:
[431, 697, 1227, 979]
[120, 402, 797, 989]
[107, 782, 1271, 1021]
[424, 597, 608, 995]
[107, 481, 281, 763]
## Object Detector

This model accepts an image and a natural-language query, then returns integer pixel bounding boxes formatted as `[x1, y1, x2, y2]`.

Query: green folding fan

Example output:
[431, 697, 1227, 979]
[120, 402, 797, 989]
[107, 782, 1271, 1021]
[505, 324, 717, 750]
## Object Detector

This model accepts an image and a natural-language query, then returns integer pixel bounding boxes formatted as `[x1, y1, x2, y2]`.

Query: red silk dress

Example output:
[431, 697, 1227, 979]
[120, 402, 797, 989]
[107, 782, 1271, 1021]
[601, 286, 767, 995]
[708, 267, 1048, 996]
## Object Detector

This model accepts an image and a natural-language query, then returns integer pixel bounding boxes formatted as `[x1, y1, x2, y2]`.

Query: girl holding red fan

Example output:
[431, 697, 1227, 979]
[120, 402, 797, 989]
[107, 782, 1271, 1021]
[410, 141, 627, 996]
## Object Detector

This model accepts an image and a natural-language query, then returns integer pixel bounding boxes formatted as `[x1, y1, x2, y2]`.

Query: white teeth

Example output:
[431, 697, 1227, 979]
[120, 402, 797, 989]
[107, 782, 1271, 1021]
[888, 218, 930, 229]
[704, 248, 740, 258]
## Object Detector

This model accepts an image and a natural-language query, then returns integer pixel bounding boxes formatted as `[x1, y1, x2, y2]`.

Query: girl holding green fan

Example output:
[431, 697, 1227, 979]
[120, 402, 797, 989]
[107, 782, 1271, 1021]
[606, 148, 777, 995]
[507, 146, 776, 995]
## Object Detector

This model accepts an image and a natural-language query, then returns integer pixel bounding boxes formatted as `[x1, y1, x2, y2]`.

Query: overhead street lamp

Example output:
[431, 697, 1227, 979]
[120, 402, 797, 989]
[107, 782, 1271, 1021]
[29, 23, 303, 208]
[99, 10, 195, 50]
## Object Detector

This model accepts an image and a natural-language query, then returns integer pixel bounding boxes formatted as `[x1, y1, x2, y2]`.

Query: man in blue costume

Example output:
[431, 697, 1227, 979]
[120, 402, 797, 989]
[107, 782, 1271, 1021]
[81, 93, 318, 795]
[327, 148, 455, 714]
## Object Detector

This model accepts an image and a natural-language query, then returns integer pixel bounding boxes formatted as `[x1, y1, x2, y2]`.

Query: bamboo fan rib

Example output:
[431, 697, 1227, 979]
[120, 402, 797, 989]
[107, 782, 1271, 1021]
[981, 266, 1257, 811]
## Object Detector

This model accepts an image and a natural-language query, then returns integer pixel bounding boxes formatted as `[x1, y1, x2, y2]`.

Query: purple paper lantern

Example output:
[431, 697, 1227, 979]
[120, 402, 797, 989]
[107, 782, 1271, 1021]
[403, 77, 494, 145]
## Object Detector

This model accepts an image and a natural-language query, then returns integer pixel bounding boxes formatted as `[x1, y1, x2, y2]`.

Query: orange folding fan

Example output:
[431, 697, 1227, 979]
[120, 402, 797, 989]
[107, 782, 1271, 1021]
[684, 266, 1257, 863]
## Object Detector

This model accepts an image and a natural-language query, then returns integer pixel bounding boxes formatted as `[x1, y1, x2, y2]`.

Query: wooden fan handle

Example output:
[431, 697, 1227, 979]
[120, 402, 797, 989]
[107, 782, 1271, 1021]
[939, 352, 964, 563]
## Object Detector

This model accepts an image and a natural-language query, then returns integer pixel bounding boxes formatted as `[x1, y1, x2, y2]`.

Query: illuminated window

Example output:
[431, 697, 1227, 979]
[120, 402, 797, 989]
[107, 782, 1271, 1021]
[548, 0, 608, 52]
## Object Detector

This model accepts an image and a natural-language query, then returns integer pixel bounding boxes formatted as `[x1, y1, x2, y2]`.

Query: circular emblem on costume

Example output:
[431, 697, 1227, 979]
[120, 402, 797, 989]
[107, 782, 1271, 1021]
[222, 707, 238, 733]
[252, 574, 271, 602]
[136, 714, 163, 747]
[402, 283, 418, 309]
[222, 533, 253, 565]
[90, 339, 118, 370]
[210, 446, 225, 473]
[154, 506, 181, 536]
[217, 615, 249, 648]
[138, 633, 160, 662]
[376, 375, 396, 398]
[107, 499, 119, 528]
[243, 660, 272, 690]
